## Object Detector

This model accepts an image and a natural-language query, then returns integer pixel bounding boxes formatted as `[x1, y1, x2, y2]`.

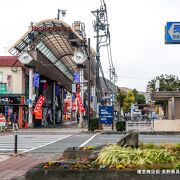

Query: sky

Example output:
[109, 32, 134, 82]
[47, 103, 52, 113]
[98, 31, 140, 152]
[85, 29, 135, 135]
[1, 0, 180, 92]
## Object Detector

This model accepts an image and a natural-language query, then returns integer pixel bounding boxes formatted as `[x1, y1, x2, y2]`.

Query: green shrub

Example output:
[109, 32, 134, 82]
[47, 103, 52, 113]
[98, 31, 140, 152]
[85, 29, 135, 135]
[174, 162, 180, 169]
[95, 144, 176, 169]
[89, 118, 99, 131]
[116, 121, 126, 131]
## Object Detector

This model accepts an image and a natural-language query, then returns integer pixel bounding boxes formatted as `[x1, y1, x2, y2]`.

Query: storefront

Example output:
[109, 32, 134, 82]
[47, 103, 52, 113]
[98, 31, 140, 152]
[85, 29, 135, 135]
[0, 95, 28, 128]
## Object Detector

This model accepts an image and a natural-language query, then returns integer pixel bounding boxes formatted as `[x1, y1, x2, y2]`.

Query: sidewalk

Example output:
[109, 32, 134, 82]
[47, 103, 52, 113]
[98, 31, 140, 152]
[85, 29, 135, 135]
[0, 154, 10, 163]
[0, 121, 87, 135]
[0, 121, 87, 179]
[0, 153, 58, 180]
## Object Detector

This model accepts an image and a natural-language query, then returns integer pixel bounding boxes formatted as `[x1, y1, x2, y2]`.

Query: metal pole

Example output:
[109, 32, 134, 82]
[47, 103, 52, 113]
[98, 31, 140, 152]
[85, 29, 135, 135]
[28, 69, 33, 128]
[88, 38, 91, 132]
[57, 9, 60, 20]
[96, 9, 100, 104]
[70, 93, 72, 122]
[14, 131, 17, 154]
[53, 82, 56, 125]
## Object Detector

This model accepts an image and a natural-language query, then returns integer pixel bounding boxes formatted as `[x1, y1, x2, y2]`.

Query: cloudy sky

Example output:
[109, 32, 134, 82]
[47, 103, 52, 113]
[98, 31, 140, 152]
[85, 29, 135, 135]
[1, 0, 180, 92]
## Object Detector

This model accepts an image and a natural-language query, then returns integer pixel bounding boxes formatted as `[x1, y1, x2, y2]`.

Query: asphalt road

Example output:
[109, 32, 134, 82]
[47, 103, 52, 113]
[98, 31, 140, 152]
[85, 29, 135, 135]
[0, 131, 179, 154]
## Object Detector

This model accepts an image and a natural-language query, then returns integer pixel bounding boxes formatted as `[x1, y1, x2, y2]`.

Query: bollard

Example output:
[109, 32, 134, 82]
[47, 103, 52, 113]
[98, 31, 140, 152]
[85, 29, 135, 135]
[14, 131, 17, 154]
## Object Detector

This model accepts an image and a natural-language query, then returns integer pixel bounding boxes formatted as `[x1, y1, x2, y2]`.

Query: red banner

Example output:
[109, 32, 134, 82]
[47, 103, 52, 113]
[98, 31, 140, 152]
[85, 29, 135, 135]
[76, 93, 85, 113]
[35, 109, 43, 119]
[33, 95, 46, 117]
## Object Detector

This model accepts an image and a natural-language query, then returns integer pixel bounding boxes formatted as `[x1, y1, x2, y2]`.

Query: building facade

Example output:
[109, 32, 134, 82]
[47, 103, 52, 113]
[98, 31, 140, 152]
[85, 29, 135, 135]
[0, 56, 28, 128]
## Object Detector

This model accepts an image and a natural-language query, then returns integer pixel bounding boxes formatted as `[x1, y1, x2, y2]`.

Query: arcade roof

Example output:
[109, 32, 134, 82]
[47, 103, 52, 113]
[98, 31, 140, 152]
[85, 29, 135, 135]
[9, 19, 86, 82]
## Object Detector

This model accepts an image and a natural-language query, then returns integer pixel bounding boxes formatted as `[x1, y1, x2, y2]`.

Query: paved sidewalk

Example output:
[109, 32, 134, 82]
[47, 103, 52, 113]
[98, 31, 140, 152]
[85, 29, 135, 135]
[0, 154, 10, 163]
[0, 122, 87, 179]
[0, 153, 58, 180]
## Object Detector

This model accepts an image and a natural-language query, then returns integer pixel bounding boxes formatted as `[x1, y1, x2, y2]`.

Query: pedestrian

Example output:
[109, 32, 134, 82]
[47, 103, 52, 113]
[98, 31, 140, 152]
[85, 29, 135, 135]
[76, 112, 80, 124]
[13, 112, 18, 131]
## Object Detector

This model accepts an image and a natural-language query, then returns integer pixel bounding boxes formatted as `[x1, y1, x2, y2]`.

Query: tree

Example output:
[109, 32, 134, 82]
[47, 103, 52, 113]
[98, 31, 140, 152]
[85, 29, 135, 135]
[115, 90, 127, 106]
[115, 90, 127, 116]
[123, 90, 135, 113]
[132, 89, 146, 104]
[136, 94, 146, 104]
[148, 74, 180, 115]
[148, 74, 180, 91]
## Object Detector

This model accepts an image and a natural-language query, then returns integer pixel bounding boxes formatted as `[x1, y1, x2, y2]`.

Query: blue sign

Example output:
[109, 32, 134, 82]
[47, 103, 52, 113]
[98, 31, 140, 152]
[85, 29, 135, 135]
[99, 105, 113, 124]
[33, 73, 40, 88]
[73, 72, 80, 83]
[27, 99, 32, 104]
[166, 22, 180, 43]
[55, 84, 61, 96]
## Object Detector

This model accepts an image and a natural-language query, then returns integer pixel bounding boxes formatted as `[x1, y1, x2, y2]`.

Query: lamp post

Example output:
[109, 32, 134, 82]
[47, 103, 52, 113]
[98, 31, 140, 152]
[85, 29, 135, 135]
[87, 38, 91, 131]
[57, 9, 67, 20]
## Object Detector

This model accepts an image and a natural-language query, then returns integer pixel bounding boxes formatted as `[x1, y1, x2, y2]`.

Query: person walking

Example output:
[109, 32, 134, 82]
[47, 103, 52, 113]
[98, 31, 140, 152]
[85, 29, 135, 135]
[76, 112, 80, 124]
[13, 112, 18, 131]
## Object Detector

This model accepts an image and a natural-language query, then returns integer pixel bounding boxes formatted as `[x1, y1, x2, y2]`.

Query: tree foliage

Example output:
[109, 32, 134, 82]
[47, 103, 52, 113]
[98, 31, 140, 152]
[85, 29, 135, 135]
[148, 74, 180, 92]
[115, 90, 127, 105]
[123, 90, 135, 113]
[132, 89, 146, 104]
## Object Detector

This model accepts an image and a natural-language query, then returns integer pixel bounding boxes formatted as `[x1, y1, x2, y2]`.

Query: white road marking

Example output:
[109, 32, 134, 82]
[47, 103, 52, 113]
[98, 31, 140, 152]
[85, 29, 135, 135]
[79, 134, 97, 147]
[22, 134, 72, 153]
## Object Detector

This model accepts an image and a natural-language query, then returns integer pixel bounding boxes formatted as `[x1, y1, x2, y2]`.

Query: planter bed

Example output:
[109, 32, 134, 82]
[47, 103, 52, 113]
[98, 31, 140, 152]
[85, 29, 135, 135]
[25, 143, 180, 180]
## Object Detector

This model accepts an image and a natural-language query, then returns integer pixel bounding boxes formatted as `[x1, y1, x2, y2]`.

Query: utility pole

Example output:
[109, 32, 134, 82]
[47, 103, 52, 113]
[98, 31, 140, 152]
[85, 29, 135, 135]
[87, 38, 91, 131]
[95, 9, 101, 104]
[92, 2, 110, 106]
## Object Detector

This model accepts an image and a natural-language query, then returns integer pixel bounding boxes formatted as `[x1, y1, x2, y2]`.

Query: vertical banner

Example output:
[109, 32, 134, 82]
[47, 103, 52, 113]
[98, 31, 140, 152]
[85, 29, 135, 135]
[33, 95, 46, 118]
[55, 84, 60, 96]
[33, 73, 40, 88]
[35, 109, 43, 119]
[73, 72, 80, 83]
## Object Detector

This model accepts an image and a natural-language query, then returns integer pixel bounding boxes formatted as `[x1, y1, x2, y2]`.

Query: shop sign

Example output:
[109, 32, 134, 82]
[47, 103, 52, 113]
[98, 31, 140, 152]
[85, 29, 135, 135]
[18, 52, 33, 64]
[72, 51, 86, 64]
[0, 120, 6, 127]
[0, 114, 6, 127]
[0, 96, 21, 105]
[0, 83, 7, 94]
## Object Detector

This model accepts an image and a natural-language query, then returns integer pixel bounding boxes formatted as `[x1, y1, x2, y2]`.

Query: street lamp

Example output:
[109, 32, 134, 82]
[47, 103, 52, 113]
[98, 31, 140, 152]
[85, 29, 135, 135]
[57, 9, 67, 20]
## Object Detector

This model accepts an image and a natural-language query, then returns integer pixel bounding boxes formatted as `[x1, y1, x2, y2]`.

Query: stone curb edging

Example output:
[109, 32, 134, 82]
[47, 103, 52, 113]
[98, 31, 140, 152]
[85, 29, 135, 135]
[25, 168, 180, 180]
[91, 130, 180, 135]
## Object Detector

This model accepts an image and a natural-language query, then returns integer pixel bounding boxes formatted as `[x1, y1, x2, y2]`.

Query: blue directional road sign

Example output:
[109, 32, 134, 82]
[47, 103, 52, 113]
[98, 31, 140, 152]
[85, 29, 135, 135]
[99, 105, 113, 124]
[166, 22, 180, 43]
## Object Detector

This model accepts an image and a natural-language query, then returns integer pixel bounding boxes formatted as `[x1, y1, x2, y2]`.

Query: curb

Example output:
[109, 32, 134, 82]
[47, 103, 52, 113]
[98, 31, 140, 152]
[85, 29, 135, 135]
[91, 130, 180, 135]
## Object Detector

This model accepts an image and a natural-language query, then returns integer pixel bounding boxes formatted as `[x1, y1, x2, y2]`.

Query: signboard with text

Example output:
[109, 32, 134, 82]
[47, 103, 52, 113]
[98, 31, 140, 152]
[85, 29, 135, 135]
[166, 22, 180, 43]
[126, 119, 153, 131]
[99, 105, 113, 124]
[0, 83, 6, 94]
